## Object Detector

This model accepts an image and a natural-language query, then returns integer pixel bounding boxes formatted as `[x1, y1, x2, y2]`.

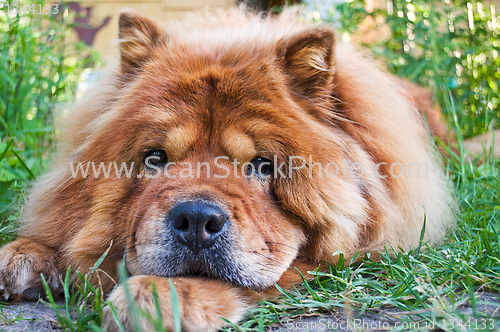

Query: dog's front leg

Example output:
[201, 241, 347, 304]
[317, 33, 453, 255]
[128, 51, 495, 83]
[0, 238, 62, 301]
[102, 276, 250, 332]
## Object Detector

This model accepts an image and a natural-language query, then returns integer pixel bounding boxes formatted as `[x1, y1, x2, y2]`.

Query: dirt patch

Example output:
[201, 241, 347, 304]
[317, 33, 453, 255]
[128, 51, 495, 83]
[1, 293, 499, 331]
[0, 301, 63, 332]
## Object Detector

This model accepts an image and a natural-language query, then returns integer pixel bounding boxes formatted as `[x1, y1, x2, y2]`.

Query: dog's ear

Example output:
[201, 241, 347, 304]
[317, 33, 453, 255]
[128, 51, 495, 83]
[118, 9, 166, 74]
[277, 27, 335, 98]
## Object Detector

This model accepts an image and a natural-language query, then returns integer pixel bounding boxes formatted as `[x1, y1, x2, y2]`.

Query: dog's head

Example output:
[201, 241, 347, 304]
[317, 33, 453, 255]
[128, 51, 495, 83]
[60, 10, 378, 291]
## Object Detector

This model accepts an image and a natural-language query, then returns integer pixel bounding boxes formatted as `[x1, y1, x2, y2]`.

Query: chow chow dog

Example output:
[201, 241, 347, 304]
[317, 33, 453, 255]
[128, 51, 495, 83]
[0, 8, 459, 331]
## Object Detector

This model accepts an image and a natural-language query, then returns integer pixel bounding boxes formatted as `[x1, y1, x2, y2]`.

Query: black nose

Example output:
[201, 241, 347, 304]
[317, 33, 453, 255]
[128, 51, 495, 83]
[170, 201, 227, 254]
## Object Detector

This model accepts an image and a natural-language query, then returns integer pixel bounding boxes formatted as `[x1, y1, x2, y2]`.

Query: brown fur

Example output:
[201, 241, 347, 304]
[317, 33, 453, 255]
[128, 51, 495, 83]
[0, 8, 458, 331]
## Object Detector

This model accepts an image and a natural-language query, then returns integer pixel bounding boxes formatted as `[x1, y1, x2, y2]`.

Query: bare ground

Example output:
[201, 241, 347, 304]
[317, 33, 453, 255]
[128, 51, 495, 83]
[1, 293, 499, 331]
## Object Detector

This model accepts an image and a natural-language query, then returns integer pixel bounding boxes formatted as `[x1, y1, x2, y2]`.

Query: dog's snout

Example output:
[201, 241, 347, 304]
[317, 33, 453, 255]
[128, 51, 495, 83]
[170, 201, 227, 254]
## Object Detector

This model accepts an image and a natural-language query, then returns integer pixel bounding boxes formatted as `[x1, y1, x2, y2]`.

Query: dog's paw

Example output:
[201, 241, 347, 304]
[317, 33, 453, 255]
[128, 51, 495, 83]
[0, 238, 61, 301]
[102, 275, 248, 332]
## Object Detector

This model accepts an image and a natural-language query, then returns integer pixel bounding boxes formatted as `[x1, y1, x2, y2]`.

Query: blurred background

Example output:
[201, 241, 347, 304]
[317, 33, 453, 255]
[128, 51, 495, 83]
[51, 0, 500, 58]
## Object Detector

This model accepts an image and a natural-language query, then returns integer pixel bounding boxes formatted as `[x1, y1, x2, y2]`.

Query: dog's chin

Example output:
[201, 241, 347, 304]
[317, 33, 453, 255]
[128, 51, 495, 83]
[130, 257, 277, 292]
[129, 242, 283, 291]
[167, 268, 272, 292]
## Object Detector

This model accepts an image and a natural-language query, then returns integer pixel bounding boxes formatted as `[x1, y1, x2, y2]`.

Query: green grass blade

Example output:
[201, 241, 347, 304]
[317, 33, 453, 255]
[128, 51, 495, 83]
[168, 279, 181, 332]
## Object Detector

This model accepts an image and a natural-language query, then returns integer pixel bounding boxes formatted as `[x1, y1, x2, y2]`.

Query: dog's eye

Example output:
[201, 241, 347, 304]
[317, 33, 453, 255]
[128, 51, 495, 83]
[246, 157, 273, 178]
[144, 149, 168, 167]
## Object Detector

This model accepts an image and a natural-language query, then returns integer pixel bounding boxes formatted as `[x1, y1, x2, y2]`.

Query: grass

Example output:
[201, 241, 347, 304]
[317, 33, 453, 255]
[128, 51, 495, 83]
[0, 0, 99, 245]
[1, 0, 500, 331]
[0, 304, 32, 326]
